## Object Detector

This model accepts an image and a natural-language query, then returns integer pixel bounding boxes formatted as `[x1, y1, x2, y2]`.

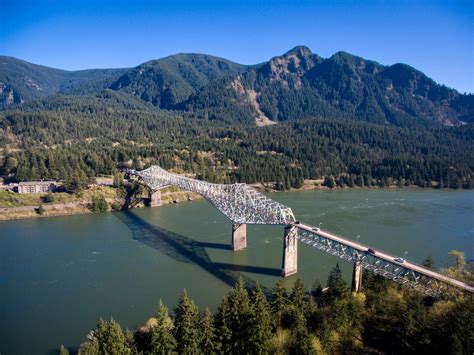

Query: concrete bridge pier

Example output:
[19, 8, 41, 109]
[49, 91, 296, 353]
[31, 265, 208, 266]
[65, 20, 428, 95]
[231, 223, 247, 251]
[282, 225, 298, 277]
[352, 260, 363, 292]
[148, 190, 162, 207]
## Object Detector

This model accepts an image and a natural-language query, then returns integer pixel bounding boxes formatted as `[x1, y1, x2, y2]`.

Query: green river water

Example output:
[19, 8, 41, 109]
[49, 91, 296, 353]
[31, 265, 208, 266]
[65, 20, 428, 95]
[1, 188, 473, 354]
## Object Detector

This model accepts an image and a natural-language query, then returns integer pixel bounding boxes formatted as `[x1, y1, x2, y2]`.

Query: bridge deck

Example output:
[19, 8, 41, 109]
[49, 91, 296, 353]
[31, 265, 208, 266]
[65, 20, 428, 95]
[295, 223, 474, 293]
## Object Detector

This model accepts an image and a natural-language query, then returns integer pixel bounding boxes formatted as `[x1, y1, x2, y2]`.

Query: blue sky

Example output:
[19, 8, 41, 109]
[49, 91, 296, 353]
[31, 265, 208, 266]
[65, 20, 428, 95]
[1, 0, 472, 93]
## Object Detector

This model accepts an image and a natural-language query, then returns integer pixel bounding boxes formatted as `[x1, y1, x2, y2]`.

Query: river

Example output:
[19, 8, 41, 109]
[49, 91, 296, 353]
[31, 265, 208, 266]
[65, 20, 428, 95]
[1, 188, 473, 354]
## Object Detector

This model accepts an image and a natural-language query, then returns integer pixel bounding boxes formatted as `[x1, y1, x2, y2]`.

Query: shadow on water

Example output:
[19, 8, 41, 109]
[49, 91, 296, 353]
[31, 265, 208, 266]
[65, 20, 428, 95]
[114, 210, 278, 294]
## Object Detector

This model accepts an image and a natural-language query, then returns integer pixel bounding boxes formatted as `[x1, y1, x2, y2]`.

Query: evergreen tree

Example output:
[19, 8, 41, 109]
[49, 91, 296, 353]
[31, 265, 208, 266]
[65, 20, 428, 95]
[215, 277, 251, 353]
[199, 308, 218, 353]
[247, 283, 272, 353]
[173, 289, 200, 354]
[150, 301, 176, 354]
[290, 278, 306, 310]
[422, 255, 435, 268]
[326, 263, 349, 304]
[90, 194, 108, 212]
[95, 318, 129, 355]
[270, 279, 289, 327]
[113, 172, 124, 188]
[58, 344, 69, 355]
[215, 294, 233, 353]
[77, 338, 99, 355]
[290, 311, 312, 354]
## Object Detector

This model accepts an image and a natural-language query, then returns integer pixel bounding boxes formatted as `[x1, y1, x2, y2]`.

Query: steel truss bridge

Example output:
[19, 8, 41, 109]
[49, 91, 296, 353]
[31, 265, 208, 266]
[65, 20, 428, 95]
[126, 165, 295, 225]
[126, 165, 474, 298]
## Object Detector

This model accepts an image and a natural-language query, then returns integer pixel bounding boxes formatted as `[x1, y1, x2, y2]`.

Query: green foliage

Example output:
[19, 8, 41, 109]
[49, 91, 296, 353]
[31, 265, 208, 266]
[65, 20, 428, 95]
[448, 250, 466, 277]
[63, 173, 88, 194]
[37, 204, 45, 215]
[0, 55, 127, 108]
[289, 310, 313, 354]
[72, 260, 473, 355]
[150, 301, 176, 354]
[111, 53, 246, 109]
[58, 344, 69, 355]
[247, 283, 273, 353]
[271, 279, 289, 327]
[215, 277, 252, 353]
[325, 263, 349, 304]
[198, 308, 219, 353]
[89, 194, 108, 213]
[184, 46, 474, 126]
[1, 50, 473, 192]
[42, 192, 55, 203]
[173, 290, 200, 354]
[1, 99, 473, 190]
[94, 318, 129, 355]
[77, 338, 99, 355]
[113, 172, 124, 188]
[422, 254, 435, 268]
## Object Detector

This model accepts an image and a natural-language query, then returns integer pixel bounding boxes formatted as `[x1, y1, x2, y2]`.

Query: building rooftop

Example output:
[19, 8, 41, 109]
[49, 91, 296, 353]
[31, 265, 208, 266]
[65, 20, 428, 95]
[18, 181, 56, 185]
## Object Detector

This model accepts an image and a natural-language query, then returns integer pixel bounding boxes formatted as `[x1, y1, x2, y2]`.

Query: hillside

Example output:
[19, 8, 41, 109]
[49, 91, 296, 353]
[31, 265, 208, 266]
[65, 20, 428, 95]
[182, 46, 474, 127]
[2, 48, 472, 127]
[110, 53, 247, 109]
[0, 56, 128, 107]
[0, 47, 473, 189]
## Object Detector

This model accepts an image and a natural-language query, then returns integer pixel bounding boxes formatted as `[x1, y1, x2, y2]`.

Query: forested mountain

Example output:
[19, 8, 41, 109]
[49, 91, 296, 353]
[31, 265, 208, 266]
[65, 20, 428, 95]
[182, 46, 474, 127]
[0, 56, 128, 107]
[0, 47, 473, 188]
[110, 53, 247, 109]
[2, 48, 472, 126]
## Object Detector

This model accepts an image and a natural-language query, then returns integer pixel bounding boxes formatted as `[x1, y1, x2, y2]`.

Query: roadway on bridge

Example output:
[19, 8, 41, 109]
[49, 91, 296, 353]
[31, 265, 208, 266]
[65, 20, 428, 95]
[294, 222, 474, 293]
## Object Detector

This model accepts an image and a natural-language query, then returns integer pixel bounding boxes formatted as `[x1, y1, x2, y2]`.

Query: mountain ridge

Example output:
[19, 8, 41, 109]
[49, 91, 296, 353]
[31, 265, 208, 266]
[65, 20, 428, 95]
[1, 47, 472, 127]
[182, 46, 473, 126]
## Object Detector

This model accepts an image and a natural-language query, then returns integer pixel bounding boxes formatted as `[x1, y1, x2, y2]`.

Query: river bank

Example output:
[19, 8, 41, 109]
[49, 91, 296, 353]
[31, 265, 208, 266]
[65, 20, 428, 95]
[0, 178, 457, 222]
[0, 185, 204, 221]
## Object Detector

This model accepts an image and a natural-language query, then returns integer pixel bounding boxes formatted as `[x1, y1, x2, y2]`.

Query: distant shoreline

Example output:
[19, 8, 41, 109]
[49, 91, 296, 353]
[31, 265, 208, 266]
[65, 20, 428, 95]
[0, 182, 465, 222]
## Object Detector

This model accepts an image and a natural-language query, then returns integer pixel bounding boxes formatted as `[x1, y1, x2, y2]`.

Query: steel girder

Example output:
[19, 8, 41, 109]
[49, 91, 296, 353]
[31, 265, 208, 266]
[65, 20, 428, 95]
[126, 165, 295, 225]
[297, 228, 459, 297]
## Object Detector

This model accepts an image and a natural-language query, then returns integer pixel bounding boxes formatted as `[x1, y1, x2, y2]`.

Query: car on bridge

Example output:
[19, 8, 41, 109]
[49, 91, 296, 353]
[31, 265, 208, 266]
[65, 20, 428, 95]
[312, 227, 320, 232]
[367, 248, 376, 255]
[394, 257, 406, 263]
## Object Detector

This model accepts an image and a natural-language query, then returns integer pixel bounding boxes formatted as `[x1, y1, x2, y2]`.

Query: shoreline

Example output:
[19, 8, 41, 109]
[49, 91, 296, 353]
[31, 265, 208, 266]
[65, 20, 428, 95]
[0, 182, 466, 222]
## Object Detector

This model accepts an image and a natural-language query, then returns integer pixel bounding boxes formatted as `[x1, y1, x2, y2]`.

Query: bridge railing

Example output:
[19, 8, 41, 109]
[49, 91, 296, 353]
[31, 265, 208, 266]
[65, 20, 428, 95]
[295, 225, 473, 297]
[125, 166, 296, 225]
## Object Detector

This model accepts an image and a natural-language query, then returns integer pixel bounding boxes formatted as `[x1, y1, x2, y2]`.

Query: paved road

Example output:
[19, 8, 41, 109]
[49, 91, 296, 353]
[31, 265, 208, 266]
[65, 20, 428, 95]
[294, 222, 474, 293]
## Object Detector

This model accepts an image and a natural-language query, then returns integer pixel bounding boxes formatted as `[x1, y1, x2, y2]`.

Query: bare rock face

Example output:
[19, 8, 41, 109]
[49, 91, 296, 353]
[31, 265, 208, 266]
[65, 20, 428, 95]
[264, 46, 319, 88]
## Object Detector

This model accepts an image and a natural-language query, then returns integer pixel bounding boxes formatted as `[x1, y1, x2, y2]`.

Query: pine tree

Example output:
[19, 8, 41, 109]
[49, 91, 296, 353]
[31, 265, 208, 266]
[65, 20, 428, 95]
[271, 279, 289, 327]
[290, 310, 312, 354]
[215, 277, 251, 353]
[95, 318, 128, 355]
[247, 283, 272, 353]
[291, 278, 306, 310]
[173, 289, 200, 354]
[215, 294, 233, 353]
[150, 300, 176, 354]
[326, 263, 349, 304]
[199, 308, 218, 353]
[422, 255, 435, 268]
[77, 338, 99, 355]
[59, 344, 69, 355]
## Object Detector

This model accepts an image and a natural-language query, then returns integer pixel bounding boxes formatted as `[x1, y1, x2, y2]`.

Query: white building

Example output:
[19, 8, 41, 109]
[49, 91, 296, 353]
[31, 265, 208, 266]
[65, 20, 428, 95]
[17, 181, 57, 194]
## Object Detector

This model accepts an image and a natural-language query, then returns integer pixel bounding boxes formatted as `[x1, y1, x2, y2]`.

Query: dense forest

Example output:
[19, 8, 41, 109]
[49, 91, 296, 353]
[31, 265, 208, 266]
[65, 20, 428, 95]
[1, 47, 473, 190]
[62, 254, 473, 355]
[1, 90, 473, 189]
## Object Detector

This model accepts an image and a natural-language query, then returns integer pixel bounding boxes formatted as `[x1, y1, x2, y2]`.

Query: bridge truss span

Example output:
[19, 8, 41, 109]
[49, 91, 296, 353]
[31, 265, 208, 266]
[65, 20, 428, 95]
[296, 224, 474, 297]
[126, 165, 295, 225]
[125, 165, 472, 297]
